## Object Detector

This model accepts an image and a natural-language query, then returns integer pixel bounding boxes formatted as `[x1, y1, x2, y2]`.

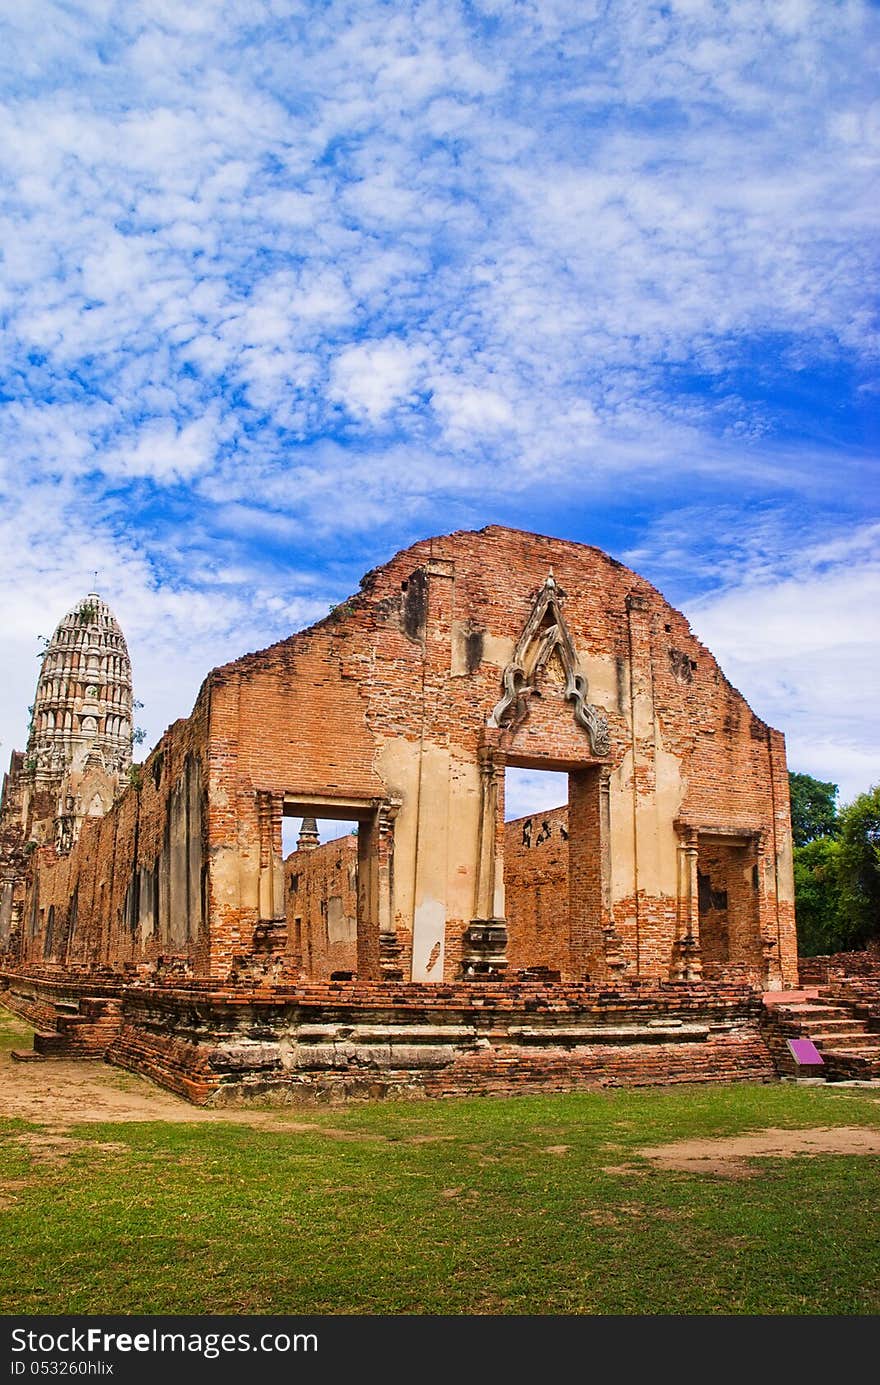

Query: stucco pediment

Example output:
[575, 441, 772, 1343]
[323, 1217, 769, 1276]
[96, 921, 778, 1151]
[488, 574, 611, 756]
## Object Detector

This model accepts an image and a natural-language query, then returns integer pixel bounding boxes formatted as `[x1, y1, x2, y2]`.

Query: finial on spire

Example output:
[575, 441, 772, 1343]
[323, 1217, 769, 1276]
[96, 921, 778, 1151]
[297, 817, 320, 852]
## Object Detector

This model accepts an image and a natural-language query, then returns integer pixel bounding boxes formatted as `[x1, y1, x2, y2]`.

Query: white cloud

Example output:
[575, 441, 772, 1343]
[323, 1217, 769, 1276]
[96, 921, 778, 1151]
[504, 768, 569, 821]
[0, 0, 876, 804]
[106, 412, 223, 482]
[681, 520, 880, 803]
[429, 377, 514, 438]
[330, 338, 427, 422]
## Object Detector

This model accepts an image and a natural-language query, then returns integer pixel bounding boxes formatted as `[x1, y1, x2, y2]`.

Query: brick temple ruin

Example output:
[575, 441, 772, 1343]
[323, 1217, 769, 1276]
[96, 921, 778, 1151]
[1, 524, 824, 1102]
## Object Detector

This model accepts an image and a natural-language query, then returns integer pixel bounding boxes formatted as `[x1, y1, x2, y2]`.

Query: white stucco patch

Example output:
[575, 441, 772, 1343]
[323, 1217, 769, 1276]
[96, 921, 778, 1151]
[411, 898, 446, 980]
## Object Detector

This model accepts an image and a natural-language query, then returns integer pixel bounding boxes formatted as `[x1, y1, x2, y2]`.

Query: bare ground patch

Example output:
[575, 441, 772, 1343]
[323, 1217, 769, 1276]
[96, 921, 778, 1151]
[9, 1132, 129, 1165]
[0, 1178, 32, 1209]
[0, 1052, 382, 1142]
[639, 1126, 880, 1177]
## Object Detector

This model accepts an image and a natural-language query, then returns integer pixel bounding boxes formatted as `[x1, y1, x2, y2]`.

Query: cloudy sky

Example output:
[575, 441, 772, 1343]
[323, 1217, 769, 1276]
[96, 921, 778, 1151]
[1, 0, 877, 826]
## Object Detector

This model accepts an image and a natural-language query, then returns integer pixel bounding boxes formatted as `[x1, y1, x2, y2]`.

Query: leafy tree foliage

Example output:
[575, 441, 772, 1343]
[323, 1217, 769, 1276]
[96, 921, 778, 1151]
[792, 836, 842, 956]
[835, 785, 880, 947]
[789, 772, 839, 846]
[790, 777, 880, 955]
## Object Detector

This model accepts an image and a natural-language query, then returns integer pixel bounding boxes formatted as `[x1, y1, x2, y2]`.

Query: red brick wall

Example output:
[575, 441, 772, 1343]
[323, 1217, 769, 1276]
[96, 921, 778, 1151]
[798, 950, 880, 984]
[17, 693, 209, 976]
[285, 836, 359, 979]
[504, 806, 569, 975]
[98, 978, 776, 1106]
[11, 525, 797, 991]
[697, 841, 762, 969]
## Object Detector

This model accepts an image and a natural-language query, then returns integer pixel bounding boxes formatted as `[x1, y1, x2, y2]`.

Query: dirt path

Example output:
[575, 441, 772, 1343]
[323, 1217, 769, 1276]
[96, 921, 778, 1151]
[0, 1049, 380, 1139]
[639, 1125, 880, 1176]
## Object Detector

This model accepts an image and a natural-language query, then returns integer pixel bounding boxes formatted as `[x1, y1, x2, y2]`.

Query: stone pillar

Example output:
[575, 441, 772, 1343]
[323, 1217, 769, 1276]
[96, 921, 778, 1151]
[472, 746, 502, 923]
[257, 792, 284, 921]
[755, 833, 783, 990]
[377, 798, 403, 980]
[464, 745, 507, 978]
[674, 827, 702, 980]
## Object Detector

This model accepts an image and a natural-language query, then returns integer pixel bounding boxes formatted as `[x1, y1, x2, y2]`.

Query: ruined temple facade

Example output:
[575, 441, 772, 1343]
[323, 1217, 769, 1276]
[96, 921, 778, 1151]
[0, 593, 133, 958]
[2, 527, 796, 990]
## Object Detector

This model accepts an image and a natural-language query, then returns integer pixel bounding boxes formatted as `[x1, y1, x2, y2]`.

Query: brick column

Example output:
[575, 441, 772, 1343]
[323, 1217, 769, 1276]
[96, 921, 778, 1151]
[624, 591, 657, 973]
[766, 726, 798, 987]
[377, 797, 403, 980]
[674, 827, 702, 980]
[464, 745, 507, 977]
[410, 558, 455, 982]
[356, 812, 379, 981]
[755, 832, 783, 990]
[257, 791, 284, 922]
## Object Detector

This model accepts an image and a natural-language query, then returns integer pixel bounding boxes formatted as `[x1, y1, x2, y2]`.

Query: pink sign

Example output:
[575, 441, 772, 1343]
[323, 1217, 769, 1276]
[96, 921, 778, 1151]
[788, 1038, 824, 1065]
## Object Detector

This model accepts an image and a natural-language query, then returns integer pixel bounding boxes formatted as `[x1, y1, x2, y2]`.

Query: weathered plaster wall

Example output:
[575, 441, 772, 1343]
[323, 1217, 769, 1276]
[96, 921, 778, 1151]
[9, 525, 797, 991]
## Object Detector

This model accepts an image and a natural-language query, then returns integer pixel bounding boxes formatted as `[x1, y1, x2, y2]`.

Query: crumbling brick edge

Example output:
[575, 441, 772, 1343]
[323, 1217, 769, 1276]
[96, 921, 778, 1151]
[1, 968, 789, 1106]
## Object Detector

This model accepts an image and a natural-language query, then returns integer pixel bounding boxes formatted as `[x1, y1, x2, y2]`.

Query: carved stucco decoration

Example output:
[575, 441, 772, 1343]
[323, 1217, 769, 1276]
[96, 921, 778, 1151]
[488, 573, 611, 756]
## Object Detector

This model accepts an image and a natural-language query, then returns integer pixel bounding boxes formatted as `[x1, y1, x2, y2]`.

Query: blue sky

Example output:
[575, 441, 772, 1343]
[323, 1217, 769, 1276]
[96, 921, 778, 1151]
[1, 0, 877, 823]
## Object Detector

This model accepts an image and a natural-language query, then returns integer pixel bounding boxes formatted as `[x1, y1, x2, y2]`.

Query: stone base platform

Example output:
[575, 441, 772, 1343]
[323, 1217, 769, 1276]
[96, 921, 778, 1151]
[1, 968, 779, 1105]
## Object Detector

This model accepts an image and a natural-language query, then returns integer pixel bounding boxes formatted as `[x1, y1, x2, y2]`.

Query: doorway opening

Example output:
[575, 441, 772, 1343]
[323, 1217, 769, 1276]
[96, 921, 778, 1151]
[282, 806, 361, 981]
[503, 765, 570, 979]
[697, 834, 762, 976]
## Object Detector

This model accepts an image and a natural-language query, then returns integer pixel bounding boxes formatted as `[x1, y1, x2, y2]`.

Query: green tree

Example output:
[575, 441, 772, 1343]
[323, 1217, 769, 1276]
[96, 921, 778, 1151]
[835, 785, 880, 948]
[792, 836, 842, 956]
[788, 771, 839, 846]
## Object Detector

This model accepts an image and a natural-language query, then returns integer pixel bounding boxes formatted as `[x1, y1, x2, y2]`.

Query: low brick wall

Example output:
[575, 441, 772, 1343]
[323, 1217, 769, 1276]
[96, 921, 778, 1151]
[0, 970, 125, 1056]
[824, 977, 880, 1026]
[798, 951, 880, 985]
[2, 968, 779, 1104]
[105, 978, 776, 1105]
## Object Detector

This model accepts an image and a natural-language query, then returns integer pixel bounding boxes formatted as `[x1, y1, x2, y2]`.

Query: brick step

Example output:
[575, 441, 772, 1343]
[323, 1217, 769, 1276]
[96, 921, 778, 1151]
[787, 1013, 870, 1035]
[32, 1030, 69, 1055]
[771, 1004, 851, 1021]
[79, 998, 123, 1020]
[764, 987, 880, 1082]
[10, 1048, 46, 1062]
[31, 1025, 113, 1058]
[823, 1051, 880, 1080]
[772, 1018, 855, 1035]
[807, 1002, 850, 1012]
[816, 1035, 880, 1052]
[809, 1024, 877, 1040]
[797, 1014, 872, 1028]
[55, 1014, 89, 1033]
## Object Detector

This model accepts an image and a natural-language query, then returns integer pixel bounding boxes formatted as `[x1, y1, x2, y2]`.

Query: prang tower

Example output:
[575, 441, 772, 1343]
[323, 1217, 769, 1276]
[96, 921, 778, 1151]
[28, 592, 133, 849]
[0, 593, 134, 954]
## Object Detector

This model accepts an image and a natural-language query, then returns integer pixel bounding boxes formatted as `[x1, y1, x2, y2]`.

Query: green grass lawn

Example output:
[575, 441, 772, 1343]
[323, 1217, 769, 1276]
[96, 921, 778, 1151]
[1, 1008, 879, 1315]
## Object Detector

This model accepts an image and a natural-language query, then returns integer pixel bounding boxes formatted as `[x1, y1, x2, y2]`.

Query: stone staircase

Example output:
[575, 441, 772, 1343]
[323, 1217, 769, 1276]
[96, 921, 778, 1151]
[11, 996, 123, 1062]
[764, 989, 880, 1081]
